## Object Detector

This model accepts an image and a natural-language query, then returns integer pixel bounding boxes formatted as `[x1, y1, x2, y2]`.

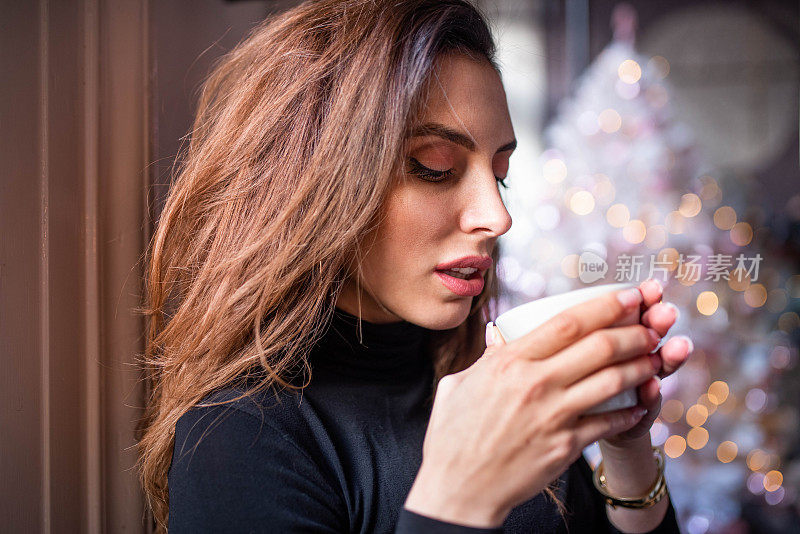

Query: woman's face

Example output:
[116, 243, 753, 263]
[337, 53, 515, 329]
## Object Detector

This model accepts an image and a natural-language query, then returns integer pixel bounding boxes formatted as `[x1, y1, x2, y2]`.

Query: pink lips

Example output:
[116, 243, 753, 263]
[434, 255, 492, 297]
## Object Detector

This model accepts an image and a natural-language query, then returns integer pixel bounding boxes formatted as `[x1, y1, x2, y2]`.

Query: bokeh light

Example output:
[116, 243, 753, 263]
[623, 219, 646, 243]
[687, 427, 709, 450]
[543, 158, 567, 184]
[569, 190, 595, 215]
[606, 203, 630, 227]
[730, 222, 753, 246]
[697, 291, 719, 315]
[708, 381, 730, 404]
[598, 108, 622, 133]
[665, 435, 687, 458]
[679, 193, 702, 217]
[661, 399, 684, 423]
[717, 441, 738, 463]
[744, 284, 767, 308]
[714, 206, 737, 230]
[686, 404, 709, 427]
[618, 59, 642, 84]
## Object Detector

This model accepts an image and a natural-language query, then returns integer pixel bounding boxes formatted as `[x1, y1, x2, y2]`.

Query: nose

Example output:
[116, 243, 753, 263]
[459, 171, 513, 238]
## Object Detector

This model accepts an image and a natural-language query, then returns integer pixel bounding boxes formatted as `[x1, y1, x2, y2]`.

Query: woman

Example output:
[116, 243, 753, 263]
[136, 0, 690, 532]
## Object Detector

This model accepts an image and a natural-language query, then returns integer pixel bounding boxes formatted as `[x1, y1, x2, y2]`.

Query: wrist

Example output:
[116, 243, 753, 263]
[599, 433, 652, 458]
[404, 463, 508, 528]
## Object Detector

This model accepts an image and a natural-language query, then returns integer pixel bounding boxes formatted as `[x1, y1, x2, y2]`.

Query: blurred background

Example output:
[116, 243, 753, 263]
[2, 0, 797, 532]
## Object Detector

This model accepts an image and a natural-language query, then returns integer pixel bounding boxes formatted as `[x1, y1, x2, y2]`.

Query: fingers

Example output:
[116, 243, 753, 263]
[571, 405, 648, 447]
[638, 278, 663, 309]
[513, 287, 644, 361]
[654, 335, 693, 379]
[641, 301, 679, 337]
[542, 324, 661, 388]
[560, 352, 659, 416]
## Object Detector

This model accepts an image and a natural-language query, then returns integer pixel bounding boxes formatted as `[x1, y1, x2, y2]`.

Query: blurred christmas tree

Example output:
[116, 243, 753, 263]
[496, 3, 800, 532]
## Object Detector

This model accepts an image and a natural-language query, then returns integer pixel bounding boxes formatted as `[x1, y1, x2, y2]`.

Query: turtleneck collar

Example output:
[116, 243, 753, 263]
[307, 307, 432, 382]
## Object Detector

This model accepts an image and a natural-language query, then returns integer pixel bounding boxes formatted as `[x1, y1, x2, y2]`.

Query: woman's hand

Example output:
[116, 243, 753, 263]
[404, 286, 665, 528]
[598, 279, 693, 446]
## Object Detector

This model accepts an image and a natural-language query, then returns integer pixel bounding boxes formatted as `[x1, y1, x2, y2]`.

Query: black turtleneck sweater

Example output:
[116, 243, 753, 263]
[168, 308, 680, 533]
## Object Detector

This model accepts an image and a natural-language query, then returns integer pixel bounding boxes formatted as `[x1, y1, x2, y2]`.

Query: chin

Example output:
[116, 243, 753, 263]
[415, 299, 472, 330]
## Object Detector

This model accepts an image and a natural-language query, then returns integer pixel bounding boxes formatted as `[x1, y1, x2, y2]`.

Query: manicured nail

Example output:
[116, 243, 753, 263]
[485, 321, 495, 347]
[675, 335, 694, 354]
[663, 302, 680, 321]
[617, 288, 642, 309]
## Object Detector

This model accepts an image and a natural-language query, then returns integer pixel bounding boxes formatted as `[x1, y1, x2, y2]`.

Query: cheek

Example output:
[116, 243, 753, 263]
[373, 188, 451, 279]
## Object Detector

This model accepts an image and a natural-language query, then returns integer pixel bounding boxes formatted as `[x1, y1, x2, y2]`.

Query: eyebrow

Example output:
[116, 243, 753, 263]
[411, 122, 517, 154]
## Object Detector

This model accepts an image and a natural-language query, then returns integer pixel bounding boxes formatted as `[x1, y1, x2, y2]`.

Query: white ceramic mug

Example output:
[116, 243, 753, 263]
[494, 282, 643, 415]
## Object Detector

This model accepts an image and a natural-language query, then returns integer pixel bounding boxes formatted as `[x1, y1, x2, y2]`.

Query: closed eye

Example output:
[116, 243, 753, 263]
[408, 158, 510, 189]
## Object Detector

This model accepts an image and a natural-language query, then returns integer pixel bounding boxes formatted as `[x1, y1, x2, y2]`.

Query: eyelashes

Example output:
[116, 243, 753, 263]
[407, 158, 510, 189]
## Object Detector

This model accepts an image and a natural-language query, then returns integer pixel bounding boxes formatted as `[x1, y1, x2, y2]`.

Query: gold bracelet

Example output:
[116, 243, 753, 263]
[592, 446, 669, 509]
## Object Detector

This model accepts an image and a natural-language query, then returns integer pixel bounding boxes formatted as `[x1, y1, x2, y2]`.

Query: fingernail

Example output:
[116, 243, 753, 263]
[485, 321, 495, 347]
[675, 335, 694, 354]
[654, 376, 661, 389]
[646, 278, 663, 295]
[647, 328, 661, 345]
[649, 353, 662, 371]
[663, 302, 680, 321]
[617, 288, 643, 309]
[633, 407, 648, 419]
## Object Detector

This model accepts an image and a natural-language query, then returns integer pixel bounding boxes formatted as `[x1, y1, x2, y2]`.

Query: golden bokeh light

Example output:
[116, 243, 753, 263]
[714, 206, 737, 230]
[623, 219, 646, 244]
[697, 291, 719, 315]
[679, 194, 702, 217]
[665, 210, 685, 234]
[647, 55, 670, 79]
[655, 248, 680, 270]
[764, 470, 783, 492]
[730, 222, 753, 246]
[645, 225, 667, 249]
[561, 254, 580, 278]
[543, 158, 567, 184]
[708, 381, 730, 405]
[593, 177, 616, 205]
[747, 449, 769, 471]
[618, 59, 642, 84]
[570, 190, 596, 215]
[598, 108, 622, 133]
[686, 404, 709, 427]
[698, 394, 718, 415]
[687, 427, 709, 450]
[660, 399, 684, 423]
[699, 178, 722, 207]
[606, 203, 630, 228]
[717, 392, 736, 414]
[664, 435, 687, 458]
[717, 441, 738, 463]
[744, 284, 767, 308]
[728, 268, 751, 291]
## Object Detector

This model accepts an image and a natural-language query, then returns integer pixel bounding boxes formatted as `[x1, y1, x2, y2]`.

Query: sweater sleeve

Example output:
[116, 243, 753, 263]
[168, 401, 348, 533]
[573, 454, 681, 534]
[395, 507, 505, 533]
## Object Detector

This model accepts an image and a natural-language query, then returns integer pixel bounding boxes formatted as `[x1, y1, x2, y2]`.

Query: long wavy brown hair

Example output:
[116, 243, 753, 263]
[135, 0, 565, 530]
